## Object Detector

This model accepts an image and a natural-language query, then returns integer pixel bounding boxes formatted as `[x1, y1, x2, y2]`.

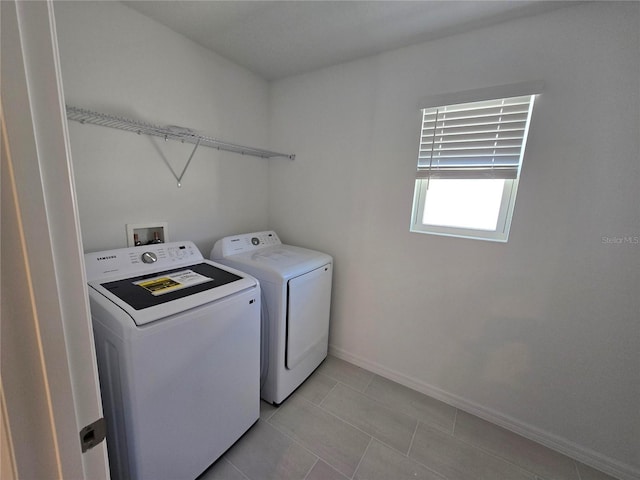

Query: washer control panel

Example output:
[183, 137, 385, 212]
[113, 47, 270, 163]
[141, 251, 158, 264]
[212, 231, 281, 258]
[85, 241, 202, 281]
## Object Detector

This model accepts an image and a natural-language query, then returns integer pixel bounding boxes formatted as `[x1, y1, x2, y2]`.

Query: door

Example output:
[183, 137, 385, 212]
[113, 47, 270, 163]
[1, 1, 109, 478]
[286, 264, 332, 369]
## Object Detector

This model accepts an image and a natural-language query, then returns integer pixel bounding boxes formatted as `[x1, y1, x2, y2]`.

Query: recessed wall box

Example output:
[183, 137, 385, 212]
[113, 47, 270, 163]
[126, 222, 168, 247]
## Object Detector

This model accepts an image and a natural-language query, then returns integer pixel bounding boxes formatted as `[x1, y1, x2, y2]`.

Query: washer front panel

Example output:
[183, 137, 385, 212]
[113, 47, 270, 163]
[90, 282, 260, 480]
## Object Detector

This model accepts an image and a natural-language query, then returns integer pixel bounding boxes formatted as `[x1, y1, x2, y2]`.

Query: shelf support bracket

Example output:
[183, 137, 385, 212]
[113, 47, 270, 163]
[177, 137, 201, 187]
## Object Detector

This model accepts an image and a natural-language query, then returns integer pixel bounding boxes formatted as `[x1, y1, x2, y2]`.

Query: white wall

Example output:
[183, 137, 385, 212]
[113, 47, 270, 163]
[54, 1, 271, 254]
[51, 1, 639, 476]
[269, 2, 640, 477]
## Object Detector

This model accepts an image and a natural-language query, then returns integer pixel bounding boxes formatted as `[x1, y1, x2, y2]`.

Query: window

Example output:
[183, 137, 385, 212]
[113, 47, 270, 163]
[410, 88, 538, 242]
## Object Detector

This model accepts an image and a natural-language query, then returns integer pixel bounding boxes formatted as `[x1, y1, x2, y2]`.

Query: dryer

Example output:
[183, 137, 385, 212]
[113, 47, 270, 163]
[212, 231, 332, 405]
[85, 241, 260, 480]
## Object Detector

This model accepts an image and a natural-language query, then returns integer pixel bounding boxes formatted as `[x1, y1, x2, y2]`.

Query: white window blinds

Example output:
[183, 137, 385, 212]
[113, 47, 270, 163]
[417, 95, 535, 180]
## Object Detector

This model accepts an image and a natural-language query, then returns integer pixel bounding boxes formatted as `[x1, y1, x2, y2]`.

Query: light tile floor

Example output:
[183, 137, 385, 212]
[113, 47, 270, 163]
[199, 356, 618, 480]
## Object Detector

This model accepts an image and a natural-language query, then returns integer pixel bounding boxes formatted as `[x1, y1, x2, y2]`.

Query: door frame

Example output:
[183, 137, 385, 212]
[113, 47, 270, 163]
[1, 1, 109, 478]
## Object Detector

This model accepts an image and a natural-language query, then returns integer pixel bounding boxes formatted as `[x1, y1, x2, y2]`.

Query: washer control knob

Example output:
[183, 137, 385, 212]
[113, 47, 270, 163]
[141, 252, 158, 264]
[251, 237, 260, 246]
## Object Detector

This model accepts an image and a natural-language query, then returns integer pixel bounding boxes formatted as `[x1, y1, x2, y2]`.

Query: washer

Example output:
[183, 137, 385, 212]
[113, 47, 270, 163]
[211, 231, 332, 405]
[85, 241, 260, 480]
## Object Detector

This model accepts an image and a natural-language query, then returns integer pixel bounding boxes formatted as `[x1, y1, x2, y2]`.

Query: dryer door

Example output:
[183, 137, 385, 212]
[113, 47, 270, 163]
[286, 263, 332, 369]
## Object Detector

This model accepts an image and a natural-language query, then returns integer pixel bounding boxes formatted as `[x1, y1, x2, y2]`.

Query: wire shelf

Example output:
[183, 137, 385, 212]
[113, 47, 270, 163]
[65, 105, 295, 160]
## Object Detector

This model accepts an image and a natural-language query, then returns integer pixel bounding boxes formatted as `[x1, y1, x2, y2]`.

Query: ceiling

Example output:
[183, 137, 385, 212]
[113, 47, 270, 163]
[124, 1, 572, 81]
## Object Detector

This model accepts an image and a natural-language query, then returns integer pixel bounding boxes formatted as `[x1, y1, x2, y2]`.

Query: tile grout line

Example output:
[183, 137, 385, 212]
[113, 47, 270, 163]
[452, 408, 458, 435]
[446, 410, 575, 480]
[313, 375, 462, 464]
[344, 388, 546, 479]
[261, 403, 278, 422]
[321, 358, 376, 393]
[442, 427, 548, 480]
[397, 421, 452, 479]
[332, 370, 457, 441]
[266, 405, 359, 478]
[276, 393, 425, 473]
[396, 424, 539, 480]
[317, 379, 341, 408]
[222, 456, 252, 480]
[306, 392, 417, 459]
[335, 358, 605, 480]
[407, 420, 420, 457]
[447, 410, 581, 480]
[302, 457, 320, 480]
[350, 436, 374, 480]
[327, 379, 421, 431]
[574, 460, 583, 480]
[323, 359, 574, 480]
[325, 354, 594, 476]
[362, 372, 375, 393]
[283, 360, 578, 480]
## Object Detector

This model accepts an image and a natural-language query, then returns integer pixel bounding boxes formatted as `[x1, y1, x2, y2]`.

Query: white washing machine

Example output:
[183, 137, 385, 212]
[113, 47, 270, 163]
[211, 231, 332, 405]
[85, 241, 260, 480]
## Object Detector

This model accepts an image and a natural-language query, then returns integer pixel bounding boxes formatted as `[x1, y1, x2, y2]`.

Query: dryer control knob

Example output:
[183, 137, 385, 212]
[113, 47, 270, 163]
[141, 252, 158, 264]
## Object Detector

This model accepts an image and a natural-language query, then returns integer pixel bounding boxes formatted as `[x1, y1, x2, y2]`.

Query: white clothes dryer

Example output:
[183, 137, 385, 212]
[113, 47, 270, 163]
[212, 231, 332, 405]
[85, 241, 260, 480]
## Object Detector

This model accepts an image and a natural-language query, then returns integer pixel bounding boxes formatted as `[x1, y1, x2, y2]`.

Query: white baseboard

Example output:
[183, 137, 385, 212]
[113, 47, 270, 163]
[329, 345, 639, 480]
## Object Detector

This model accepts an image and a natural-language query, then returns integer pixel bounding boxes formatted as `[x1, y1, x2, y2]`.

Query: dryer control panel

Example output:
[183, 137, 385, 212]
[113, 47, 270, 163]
[212, 231, 281, 258]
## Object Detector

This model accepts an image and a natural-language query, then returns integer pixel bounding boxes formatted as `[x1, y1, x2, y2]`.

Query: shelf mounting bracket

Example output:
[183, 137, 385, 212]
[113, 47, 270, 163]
[177, 137, 201, 187]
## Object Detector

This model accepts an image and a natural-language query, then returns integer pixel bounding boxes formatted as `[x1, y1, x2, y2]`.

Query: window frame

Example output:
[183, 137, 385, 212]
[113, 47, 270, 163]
[409, 81, 541, 243]
[410, 177, 519, 242]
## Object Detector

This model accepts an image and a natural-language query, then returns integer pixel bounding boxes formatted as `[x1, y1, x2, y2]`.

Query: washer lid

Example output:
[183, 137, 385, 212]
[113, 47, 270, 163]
[98, 263, 241, 310]
[89, 260, 257, 326]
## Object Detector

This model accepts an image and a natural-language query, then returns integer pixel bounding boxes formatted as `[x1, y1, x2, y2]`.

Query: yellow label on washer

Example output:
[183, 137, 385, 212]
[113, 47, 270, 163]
[137, 277, 181, 294]
[134, 269, 212, 296]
